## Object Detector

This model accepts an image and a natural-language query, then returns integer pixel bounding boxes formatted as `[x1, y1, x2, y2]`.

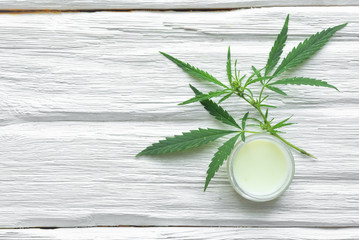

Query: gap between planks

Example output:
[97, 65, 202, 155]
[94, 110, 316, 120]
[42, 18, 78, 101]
[0, 5, 359, 14]
[2, 225, 359, 230]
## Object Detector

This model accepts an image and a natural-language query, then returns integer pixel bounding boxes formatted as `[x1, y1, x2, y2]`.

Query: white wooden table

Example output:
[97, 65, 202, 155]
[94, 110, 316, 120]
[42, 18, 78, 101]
[0, 1, 358, 239]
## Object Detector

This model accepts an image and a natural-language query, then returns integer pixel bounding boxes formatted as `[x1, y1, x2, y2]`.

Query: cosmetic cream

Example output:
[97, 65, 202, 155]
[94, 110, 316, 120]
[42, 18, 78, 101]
[228, 134, 294, 202]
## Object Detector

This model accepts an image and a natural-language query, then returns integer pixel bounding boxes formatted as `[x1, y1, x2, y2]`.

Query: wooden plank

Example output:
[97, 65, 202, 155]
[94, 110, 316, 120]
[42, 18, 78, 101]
[1, 227, 359, 239]
[0, 0, 358, 10]
[0, 8, 358, 228]
[0, 8, 357, 124]
[0, 121, 359, 228]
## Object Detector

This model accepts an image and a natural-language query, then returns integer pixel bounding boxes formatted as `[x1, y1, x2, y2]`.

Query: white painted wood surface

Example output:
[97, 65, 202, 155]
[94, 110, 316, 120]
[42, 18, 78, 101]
[1, 228, 359, 239]
[0, 0, 358, 10]
[0, 5, 359, 235]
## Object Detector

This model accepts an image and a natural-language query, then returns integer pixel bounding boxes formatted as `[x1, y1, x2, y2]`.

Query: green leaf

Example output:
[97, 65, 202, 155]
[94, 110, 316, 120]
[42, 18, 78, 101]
[218, 92, 233, 104]
[240, 112, 249, 142]
[227, 46, 232, 85]
[271, 116, 295, 130]
[248, 117, 263, 124]
[265, 14, 289, 76]
[233, 59, 239, 81]
[179, 89, 228, 105]
[252, 66, 262, 78]
[251, 66, 265, 85]
[160, 52, 228, 88]
[266, 85, 287, 96]
[244, 88, 254, 98]
[273, 23, 347, 77]
[265, 109, 269, 119]
[190, 85, 241, 129]
[204, 134, 240, 191]
[239, 74, 246, 86]
[240, 132, 246, 142]
[242, 112, 249, 129]
[270, 77, 338, 91]
[260, 95, 269, 103]
[260, 104, 277, 108]
[246, 76, 271, 86]
[272, 130, 286, 134]
[137, 128, 237, 156]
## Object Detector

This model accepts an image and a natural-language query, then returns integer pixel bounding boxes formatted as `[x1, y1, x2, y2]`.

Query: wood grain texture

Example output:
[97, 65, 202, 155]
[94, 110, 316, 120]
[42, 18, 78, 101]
[0, 7, 358, 228]
[1, 228, 359, 239]
[0, 0, 358, 10]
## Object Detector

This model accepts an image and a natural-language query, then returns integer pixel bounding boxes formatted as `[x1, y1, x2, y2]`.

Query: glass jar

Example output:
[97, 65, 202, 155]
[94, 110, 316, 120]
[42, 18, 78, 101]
[227, 134, 295, 202]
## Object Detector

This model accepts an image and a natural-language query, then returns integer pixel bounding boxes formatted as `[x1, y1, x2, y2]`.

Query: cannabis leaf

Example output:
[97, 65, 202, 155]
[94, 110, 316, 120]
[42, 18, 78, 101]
[241, 112, 249, 141]
[227, 46, 232, 85]
[265, 14, 289, 76]
[160, 52, 228, 89]
[242, 112, 249, 129]
[218, 92, 233, 103]
[260, 104, 277, 108]
[272, 23, 347, 77]
[266, 85, 287, 96]
[252, 66, 262, 78]
[271, 116, 295, 130]
[138, 15, 346, 192]
[137, 128, 237, 156]
[246, 76, 271, 86]
[179, 89, 228, 105]
[270, 77, 338, 91]
[204, 134, 240, 191]
[251, 66, 264, 85]
[190, 85, 240, 129]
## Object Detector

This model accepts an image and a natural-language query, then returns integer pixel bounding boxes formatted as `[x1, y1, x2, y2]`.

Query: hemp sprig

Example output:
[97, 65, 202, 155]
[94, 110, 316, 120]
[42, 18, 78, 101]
[137, 15, 347, 191]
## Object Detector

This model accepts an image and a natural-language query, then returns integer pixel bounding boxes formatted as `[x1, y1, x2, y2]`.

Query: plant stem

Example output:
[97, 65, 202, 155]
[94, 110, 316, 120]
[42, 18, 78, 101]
[235, 91, 316, 158]
[258, 83, 266, 104]
[244, 130, 262, 134]
[271, 132, 317, 159]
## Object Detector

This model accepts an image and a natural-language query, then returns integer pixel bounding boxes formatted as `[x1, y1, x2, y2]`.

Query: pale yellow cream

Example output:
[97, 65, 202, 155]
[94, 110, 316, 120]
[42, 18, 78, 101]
[233, 139, 289, 196]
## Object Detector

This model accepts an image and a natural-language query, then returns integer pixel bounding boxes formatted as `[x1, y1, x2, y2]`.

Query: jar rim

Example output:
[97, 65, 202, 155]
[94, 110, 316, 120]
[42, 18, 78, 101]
[227, 133, 295, 202]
